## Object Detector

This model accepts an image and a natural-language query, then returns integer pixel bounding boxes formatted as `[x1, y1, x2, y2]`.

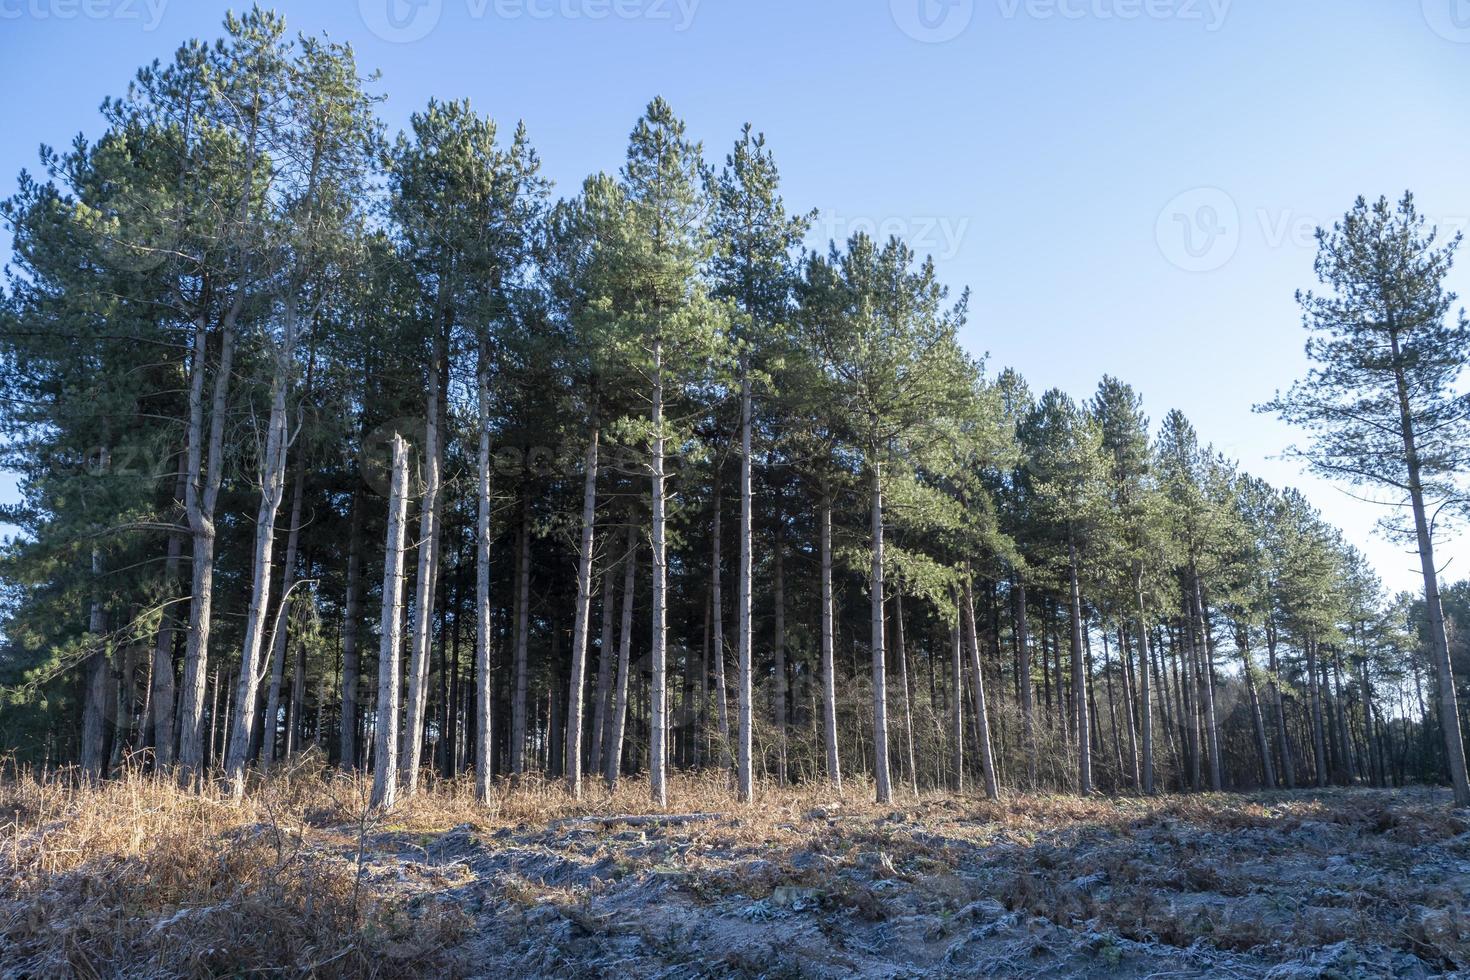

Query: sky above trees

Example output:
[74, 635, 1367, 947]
[2, 0, 1468, 591]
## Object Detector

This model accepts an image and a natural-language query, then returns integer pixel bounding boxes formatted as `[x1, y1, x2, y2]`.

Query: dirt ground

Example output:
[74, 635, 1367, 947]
[4, 777, 1469, 978]
[362, 787, 1469, 978]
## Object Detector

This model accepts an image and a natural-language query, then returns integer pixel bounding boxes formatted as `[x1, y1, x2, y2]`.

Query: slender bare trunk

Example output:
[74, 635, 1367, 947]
[263, 460, 307, 765]
[1134, 577, 1154, 794]
[711, 477, 731, 769]
[1389, 325, 1470, 805]
[650, 341, 669, 807]
[894, 587, 917, 794]
[1193, 577, 1223, 792]
[962, 573, 999, 800]
[178, 314, 234, 784]
[81, 542, 110, 780]
[605, 525, 637, 790]
[1015, 577, 1036, 787]
[869, 458, 892, 804]
[1238, 628, 1276, 788]
[1068, 538, 1091, 795]
[339, 494, 364, 770]
[950, 613, 964, 792]
[371, 434, 412, 810]
[402, 326, 445, 795]
[819, 481, 841, 789]
[736, 358, 754, 802]
[1306, 636, 1329, 788]
[773, 516, 789, 785]
[149, 463, 187, 768]
[564, 430, 600, 797]
[225, 328, 295, 797]
[590, 564, 615, 780]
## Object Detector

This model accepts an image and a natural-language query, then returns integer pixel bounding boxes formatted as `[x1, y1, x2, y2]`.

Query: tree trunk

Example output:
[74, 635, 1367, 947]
[371, 434, 412, 810]
[736, 358, 754, 802]
[1015, 577, 1036, 787]
[1266, 621, 1294, 788]
[81, 542, 110, 780]
[225, 329, 295, 798]
[893, 587, 917, 794]
[650, 341, 670, 807]
[339, 493, 364, 770]
[511, 495, 531, 780]
[949, 614, 964, 792]
[1133, 577, 1154, 794]
[402, 323, 446, 795]
[1068, 539, 1092, 795]
[1389, 326, 1470, 805]
[564, 429, 600, 797]
[869, 458, 892, 804]
[1193, 577, 1223, 792]
[1305, 637, 1329, 788]
[819, 480, 841, 790]
[773, 514, 789, 786]
[1238, 628, 1276, 788]
[590, 564, 616, 780]
[149, 462, 187, 768]
[711, 475, 732, 770]
[263, 458, 307, 765]
[178, 314, 235, 784]
[962, 574, 999, 800]
[605, 525, 637, 790]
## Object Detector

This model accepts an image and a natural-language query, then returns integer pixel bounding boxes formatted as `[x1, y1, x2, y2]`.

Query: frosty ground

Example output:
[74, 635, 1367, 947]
[3, 770, 1467, 977]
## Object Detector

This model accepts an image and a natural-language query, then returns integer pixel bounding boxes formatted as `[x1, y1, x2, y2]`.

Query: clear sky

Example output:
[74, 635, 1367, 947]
[2, 0, 1468, 594]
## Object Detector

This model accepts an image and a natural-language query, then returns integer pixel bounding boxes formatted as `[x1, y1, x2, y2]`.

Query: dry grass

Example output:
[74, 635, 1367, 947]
[3, 757, 1467, 977]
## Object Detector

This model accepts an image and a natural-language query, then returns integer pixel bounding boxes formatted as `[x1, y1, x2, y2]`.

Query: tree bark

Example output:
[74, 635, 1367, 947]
[1388, 323, 1470, 805]
[949, 614, 964, 792]
[511, 495, 531, 779]
[1068, 539, 1092, 795]
[736, 358, 754, 802]
[650, 340, 669, 807]
[225, 324, 295, 798]
[1133, 577, 1154, 794]
[590, 564, 616, 780]
[564, 429, 600, 797]
[402, 322, 446, 795]
[262, 456, 307, 765]
[178, 312, 235, 785]
[371, 434, 412, 810]
[820, 480, 841, 789]
[606, 525, 637, 790]
[339, 493, 364, 770]
[711, 474, 732, 770]
[1014, 577, 1036, 787]
[149, 461, 188, 769]
[894, 587, 917, 794]
[962, 574, 999, 800]
[869, 458, 892, 804]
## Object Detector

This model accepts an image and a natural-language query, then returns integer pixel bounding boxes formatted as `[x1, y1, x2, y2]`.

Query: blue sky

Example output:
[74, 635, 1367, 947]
[2, 0, 1469, 594]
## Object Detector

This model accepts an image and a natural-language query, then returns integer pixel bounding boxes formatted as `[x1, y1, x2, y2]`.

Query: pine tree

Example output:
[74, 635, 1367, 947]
[1263, 193, 1470, 806]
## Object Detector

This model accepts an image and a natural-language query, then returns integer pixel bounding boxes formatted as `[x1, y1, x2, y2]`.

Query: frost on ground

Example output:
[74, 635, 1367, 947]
[366, 788, 1468, 978]
[4, 777, 1468, 978]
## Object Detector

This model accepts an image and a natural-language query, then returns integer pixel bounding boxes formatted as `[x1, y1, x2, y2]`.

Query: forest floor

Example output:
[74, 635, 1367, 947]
[3, 760, 1469, 978]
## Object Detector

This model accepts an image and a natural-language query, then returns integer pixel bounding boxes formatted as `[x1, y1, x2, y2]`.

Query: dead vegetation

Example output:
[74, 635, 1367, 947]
[2, 757, 1467, 978]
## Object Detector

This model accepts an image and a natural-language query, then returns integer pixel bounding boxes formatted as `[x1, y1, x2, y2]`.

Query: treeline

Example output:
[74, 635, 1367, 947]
[2, 9, 1467, 806]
